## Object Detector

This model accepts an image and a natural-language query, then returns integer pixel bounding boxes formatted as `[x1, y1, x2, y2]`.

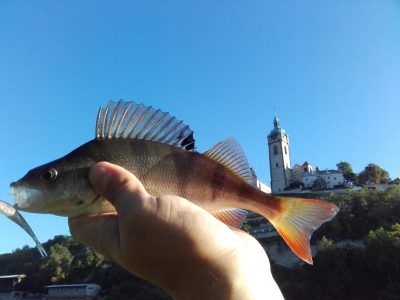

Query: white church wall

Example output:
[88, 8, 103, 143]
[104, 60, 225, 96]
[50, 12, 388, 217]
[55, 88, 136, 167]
[256, 180, 272, 194]
[320, 171, 344, 189]
[302, 171, 344, 189]
[302, 173, 317, 188]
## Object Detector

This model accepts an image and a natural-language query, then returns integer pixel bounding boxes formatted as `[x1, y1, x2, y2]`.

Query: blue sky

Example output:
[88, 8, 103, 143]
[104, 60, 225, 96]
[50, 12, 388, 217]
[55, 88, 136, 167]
[0, 1, 399, 254]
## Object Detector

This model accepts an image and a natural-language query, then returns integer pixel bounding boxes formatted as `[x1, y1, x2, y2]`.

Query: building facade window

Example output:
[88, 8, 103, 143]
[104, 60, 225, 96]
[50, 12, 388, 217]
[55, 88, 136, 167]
[284, 146, 287, 154]
[273, 145, 278, 155]
[275, 162, 279, 167]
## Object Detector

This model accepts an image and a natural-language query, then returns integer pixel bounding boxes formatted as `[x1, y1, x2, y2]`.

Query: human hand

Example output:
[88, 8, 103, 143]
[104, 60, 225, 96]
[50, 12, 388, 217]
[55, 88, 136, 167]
[68, 162, 283, 300]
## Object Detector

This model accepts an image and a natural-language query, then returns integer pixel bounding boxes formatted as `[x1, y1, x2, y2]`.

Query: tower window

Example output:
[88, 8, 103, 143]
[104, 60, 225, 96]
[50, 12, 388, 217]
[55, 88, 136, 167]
[276, 162, 279, 168]
[273, 145, 278, 155]
[284, 146, 287, 155]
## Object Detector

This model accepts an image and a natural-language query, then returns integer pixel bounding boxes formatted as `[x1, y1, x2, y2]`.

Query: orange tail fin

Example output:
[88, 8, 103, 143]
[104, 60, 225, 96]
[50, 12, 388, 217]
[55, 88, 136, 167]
[261, 196, 339, 265]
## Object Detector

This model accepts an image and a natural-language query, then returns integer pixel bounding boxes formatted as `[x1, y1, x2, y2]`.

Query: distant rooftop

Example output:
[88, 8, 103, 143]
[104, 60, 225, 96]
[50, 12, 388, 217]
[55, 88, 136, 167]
[45, 284, 100, 288]
[316, 169, 342, 174]
[302, 169, 342, 176]
[0, 275, 26, 279]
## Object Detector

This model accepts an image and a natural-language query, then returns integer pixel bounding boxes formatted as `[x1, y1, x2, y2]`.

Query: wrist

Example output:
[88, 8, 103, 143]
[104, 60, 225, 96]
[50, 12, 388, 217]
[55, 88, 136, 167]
[169, 259, 240, 300]
[169, 245, 281, 300]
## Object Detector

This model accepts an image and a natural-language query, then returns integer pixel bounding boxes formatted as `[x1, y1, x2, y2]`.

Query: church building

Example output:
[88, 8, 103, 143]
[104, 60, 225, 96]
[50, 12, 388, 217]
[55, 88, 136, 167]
[267, 115, 344, 194]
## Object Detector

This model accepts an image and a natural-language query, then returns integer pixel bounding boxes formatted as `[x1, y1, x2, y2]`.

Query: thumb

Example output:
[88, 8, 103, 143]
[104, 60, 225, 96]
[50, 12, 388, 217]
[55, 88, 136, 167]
[89, 161, 150, 218]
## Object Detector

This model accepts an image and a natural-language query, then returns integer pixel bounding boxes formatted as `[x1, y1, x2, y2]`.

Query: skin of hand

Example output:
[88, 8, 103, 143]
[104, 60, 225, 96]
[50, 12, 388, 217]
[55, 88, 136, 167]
[68, 162, 283, 300]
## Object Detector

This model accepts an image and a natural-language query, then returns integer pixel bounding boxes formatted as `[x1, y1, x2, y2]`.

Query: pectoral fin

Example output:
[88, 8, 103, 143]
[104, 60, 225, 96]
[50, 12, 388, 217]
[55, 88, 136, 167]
[209, 208, 248, 228]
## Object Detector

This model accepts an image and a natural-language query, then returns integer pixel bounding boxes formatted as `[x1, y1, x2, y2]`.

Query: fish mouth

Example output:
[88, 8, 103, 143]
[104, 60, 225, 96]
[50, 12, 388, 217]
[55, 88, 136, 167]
[10, 183, 45, 212]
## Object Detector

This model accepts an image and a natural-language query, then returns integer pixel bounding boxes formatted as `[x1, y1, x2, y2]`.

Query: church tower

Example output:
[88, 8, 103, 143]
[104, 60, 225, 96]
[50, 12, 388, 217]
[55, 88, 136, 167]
[268, 115, 292, 193]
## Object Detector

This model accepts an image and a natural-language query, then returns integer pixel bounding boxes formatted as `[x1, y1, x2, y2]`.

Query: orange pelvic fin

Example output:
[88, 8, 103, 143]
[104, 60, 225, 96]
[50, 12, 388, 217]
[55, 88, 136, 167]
[210, 208, 248, 228]
[264, 196, 339, 265]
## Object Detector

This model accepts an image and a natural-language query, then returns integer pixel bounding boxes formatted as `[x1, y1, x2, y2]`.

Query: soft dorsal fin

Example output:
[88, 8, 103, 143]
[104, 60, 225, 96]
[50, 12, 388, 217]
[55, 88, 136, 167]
[209, 208, 248, 228]
[96, 100, 195, 151]
[203, 138, 254, 184]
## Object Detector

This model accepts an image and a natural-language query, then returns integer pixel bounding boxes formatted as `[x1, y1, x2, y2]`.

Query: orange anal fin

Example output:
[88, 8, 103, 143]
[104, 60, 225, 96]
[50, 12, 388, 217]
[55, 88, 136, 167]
[209, 208, 248, 228]
[266, 197, 339, 265]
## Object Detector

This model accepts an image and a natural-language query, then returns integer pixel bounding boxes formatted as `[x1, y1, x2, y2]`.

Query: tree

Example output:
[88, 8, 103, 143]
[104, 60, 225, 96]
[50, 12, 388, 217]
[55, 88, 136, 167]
[41, 244, 74, 282]
[312, 177, 327, 191]
[287, 180, 304, 190]
[336, 161, 356, 184]
[358, 163, 390, 185]
[365, 224, 400, 286]
[317, 236, 335, 252]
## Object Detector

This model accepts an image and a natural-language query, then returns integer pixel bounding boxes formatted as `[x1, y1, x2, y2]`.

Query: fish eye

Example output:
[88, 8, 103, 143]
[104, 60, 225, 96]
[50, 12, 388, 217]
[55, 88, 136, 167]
[40, 168, 58, 182]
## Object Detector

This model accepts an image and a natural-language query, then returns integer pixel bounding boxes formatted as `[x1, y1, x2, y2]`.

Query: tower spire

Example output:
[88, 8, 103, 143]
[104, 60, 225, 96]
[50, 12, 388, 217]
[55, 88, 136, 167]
[273, 114, 280, 128]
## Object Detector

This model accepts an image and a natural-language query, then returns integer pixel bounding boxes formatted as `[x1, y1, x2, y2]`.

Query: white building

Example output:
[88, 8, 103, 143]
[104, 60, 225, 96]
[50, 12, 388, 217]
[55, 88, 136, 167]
[45, 284, 101, 300]
[302, 169, 345, 189]
[249, 168, 272, 194]
[267, 115, 344, 193]
[256, 180, 272, 194]
[0, 275, 27, 300]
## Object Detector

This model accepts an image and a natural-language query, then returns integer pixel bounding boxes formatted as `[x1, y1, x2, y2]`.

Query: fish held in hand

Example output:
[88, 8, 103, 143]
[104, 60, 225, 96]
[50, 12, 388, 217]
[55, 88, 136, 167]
[11, 100, 339, 264]
[0, 199, 47, 257]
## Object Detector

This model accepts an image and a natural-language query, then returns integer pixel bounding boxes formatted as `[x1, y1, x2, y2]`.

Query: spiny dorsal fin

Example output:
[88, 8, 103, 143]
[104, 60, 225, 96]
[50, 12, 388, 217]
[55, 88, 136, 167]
[203, 138, 253, 184]
[96, 100, 195, 151]
[209, 208, 248, 228]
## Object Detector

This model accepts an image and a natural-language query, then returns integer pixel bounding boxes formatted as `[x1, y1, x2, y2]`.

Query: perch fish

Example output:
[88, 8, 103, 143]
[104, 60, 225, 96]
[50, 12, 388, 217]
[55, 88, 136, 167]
[10, 100, 339, 264]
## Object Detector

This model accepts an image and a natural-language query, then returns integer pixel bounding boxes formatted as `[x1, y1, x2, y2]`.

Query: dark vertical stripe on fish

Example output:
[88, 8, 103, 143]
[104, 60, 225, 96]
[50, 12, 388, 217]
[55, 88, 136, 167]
[170, 152, 194, 199]
[210, 164, 227, 201]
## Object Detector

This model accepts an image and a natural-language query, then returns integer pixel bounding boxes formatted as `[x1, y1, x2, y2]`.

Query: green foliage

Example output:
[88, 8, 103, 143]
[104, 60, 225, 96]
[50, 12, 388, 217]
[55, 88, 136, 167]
[364, 224, 400, 287]
[241, 223, 251, 233]
[42, 244, 74, 282]
[287, 180, 303, 189]
[311, 177, 327, 191]
[271, 187, 400, 300]
[358, 163, 390, 184]
[0, 235, 171, 299]
[316, 236, 335, 251]
[336, 161, 356, 183]
[314, 186, 400, 240]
